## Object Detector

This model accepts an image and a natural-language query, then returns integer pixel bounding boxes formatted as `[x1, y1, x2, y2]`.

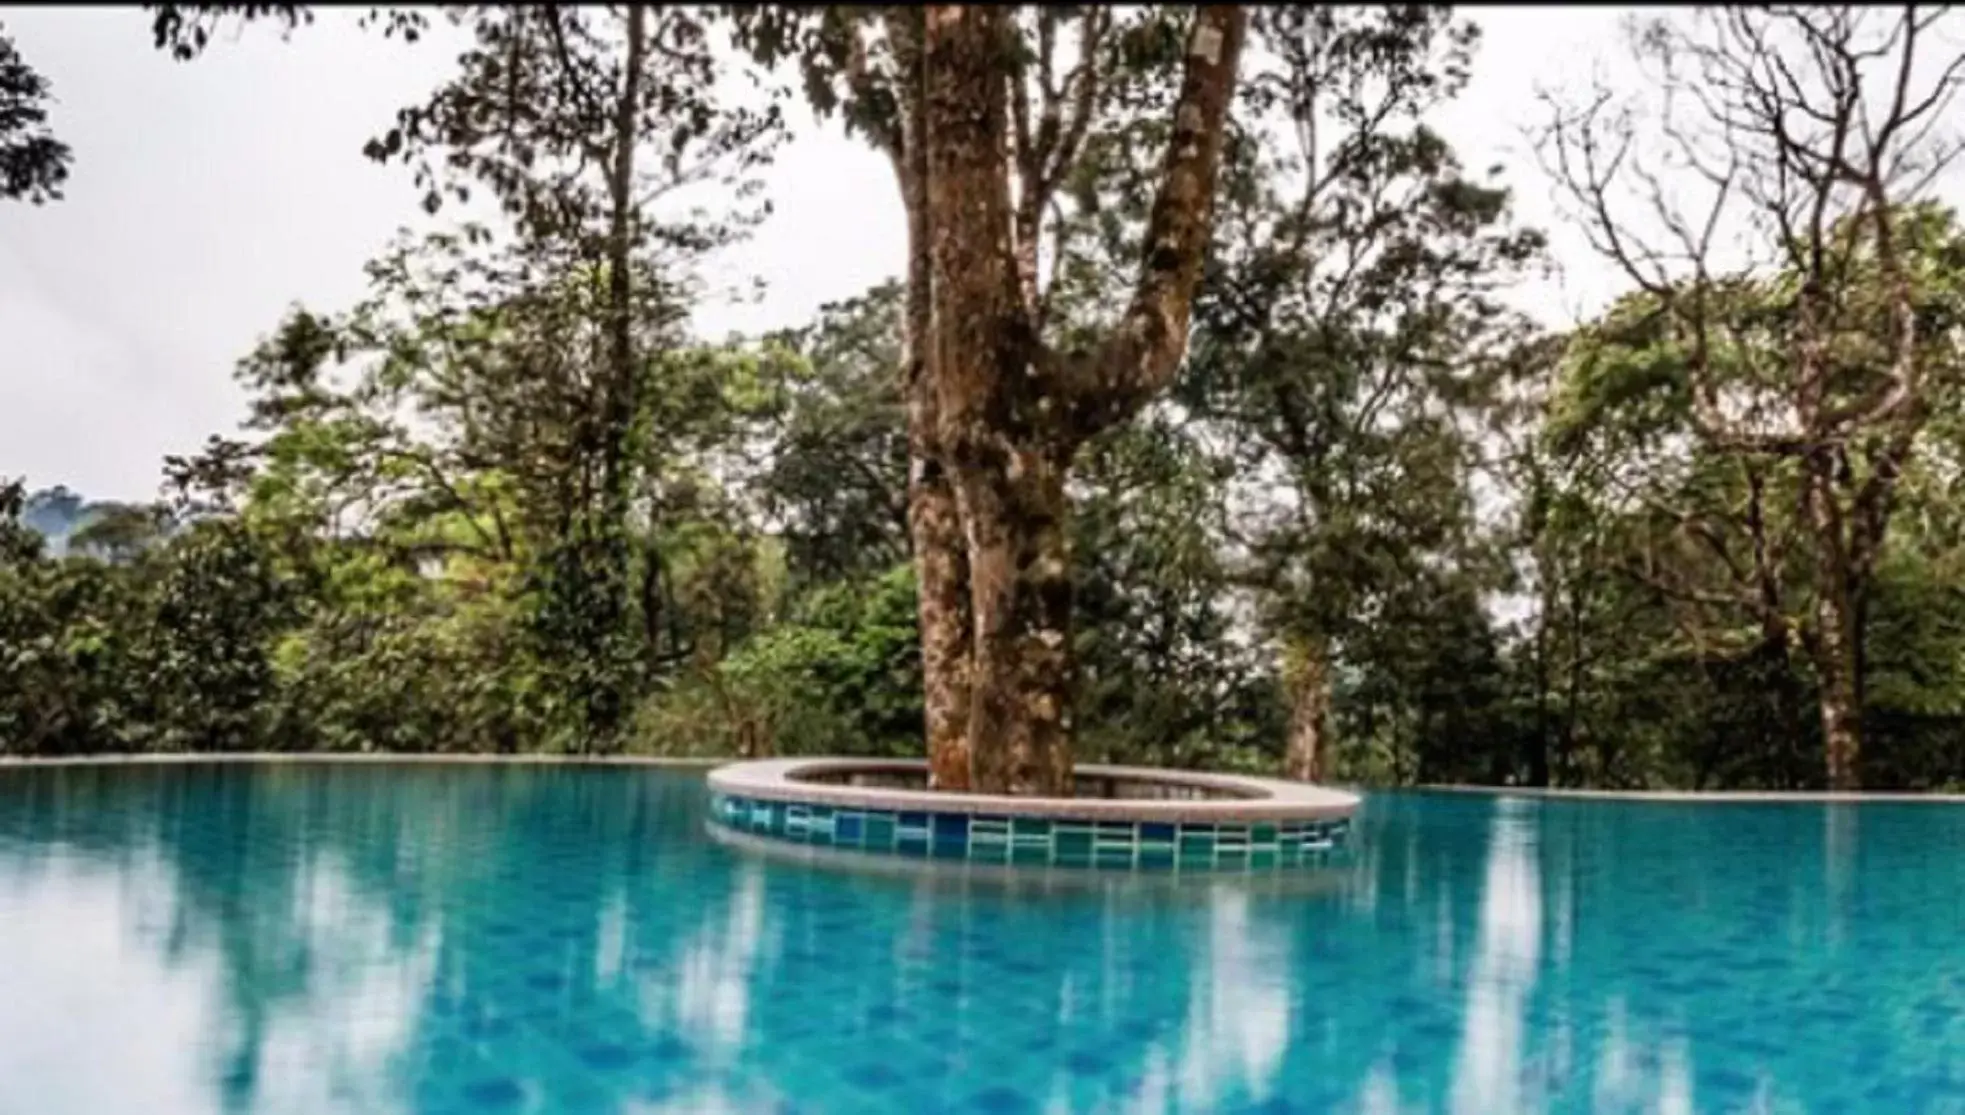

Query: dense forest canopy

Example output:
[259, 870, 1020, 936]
[4, 5, 1965, 791]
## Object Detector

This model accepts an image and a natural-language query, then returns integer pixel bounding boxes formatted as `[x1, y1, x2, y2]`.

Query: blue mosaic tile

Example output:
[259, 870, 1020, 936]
[460, 1077, 525, 1110]
[708, 793, 1350, 872]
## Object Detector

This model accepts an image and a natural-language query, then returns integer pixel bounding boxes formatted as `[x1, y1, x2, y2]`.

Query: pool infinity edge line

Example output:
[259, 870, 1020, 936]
[706, 757, 1361, 873]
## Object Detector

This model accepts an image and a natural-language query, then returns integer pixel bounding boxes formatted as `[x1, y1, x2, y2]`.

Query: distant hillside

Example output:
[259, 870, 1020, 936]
[20, 487, 91, 555]
[18, 486, 172, 560]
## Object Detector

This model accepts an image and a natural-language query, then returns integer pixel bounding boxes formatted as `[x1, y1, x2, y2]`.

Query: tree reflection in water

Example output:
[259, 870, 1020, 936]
[4, 767, 1965, 1114]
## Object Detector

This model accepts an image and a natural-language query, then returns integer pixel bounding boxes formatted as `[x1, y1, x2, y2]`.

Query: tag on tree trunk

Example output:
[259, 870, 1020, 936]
[1190, 23, 1223, 65]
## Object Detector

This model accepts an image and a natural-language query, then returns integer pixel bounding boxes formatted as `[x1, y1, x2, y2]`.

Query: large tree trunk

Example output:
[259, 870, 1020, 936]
[1812, 577, 1864, 791]
[908, 377, 977, 790]
[1804, 464, 1864, 791]
[1282, 635, 1331, 782]
[914, 5, 1245, 795]
[921, 6, 1074, 795]
[600, 5, 646, 517]
[581, 3, 648, 746]
[1758, 620, 1807, 790]
[885, 10, 975, 790]
[957, 451, 1077, 795]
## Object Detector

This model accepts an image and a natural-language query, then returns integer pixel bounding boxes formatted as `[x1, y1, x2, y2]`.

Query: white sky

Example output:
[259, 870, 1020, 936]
[0, 6, 1637, 502]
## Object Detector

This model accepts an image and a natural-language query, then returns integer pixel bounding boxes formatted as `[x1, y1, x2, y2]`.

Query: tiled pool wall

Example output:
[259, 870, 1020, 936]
[708, 793, 1351, 871]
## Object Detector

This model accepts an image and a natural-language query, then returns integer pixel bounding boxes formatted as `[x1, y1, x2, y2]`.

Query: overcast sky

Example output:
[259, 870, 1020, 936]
[0, 6, 1634, 502]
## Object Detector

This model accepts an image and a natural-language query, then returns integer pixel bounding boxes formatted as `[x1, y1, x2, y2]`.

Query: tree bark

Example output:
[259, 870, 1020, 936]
[1804, 463, 1864, 791]
[1528, 597, 1552, 788]
[1282, 634, 1331, 782]
[904, 171, 975, 792]
[921, 6, 1072, 795]
[1754, 624, 1804, 790]
[581, 3, 648, 745]
[956, 450, 1076, 794]
[911, 465, 973, 789]
[601, 6, 646, 514]
[913, 5, 1245, 796]
[1811, 572, 1864, 792]
[1814, 614, 1863, 792]
[883, 10, 974, 790]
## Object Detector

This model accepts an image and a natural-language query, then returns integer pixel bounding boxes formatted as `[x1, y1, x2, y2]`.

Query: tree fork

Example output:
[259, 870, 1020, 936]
[920, 5, 1247, 795]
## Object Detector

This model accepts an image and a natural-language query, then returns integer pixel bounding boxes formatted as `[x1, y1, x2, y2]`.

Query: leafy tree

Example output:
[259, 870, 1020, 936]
[738, 6, 1249, 794]
[68, 502, 174, 563]
[1181, 5, 1541, 780]
[0, 481, 129, 754]
[1070, 415, 1280, 771]
[0, 21, 71, 204]
[140, 3, 784, 749]
[753, 282, 910, 590]
[1538, 6, 1965, 788]
[123, 520, 291, 752]
[710, 563, 925, 759]
[349, 7, 778, 745]
[1541, 207, 1965, 789]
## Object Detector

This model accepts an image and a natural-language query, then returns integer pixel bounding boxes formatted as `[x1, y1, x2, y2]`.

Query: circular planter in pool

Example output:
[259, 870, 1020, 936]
[706, 757, 1360, 872]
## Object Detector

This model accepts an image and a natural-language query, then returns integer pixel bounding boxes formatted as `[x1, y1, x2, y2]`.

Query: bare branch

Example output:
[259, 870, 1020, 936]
[1040, 8, 1105, 204]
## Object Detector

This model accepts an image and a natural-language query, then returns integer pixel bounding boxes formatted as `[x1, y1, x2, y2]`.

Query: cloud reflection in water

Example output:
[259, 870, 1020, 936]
[1, 768, 1962, 1114]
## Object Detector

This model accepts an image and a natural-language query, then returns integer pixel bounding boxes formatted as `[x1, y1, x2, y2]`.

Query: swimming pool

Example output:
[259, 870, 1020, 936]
[0, 762, 1959, 1113]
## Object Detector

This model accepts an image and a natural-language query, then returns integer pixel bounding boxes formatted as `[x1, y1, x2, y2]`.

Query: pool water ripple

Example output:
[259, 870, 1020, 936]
[3, 765, 1965, 1113]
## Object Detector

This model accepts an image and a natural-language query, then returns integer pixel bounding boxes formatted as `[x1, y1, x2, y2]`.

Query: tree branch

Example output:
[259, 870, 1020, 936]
[1046, 5, 1249, 443]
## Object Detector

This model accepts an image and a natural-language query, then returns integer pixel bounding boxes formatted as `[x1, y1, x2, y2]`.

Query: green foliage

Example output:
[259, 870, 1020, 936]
[0, 490, 288, 755]
[127, 520, 291, 751]
[1511, 204, 1965, 789]
[0, 527, 136, 754]
[753, 282, 910, 589]
[0, 23, 72, 204]
[12, 5, 1965, 794]
[1071, 417, 1281, 770]
[721, 564, 924, 755]
[633, 563, 923, 759]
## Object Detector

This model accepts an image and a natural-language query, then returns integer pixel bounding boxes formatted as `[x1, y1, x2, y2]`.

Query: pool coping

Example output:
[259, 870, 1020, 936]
[707, 757, 1360, 823]
[1415, 783, 1965, 804]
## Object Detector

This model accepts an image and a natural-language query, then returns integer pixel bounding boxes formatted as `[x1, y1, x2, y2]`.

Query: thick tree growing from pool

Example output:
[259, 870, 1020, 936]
[742, 6, 1247, 795]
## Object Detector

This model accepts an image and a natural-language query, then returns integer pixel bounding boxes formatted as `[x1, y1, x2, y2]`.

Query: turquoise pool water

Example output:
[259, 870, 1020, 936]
[1, 764, 1961, 1114]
